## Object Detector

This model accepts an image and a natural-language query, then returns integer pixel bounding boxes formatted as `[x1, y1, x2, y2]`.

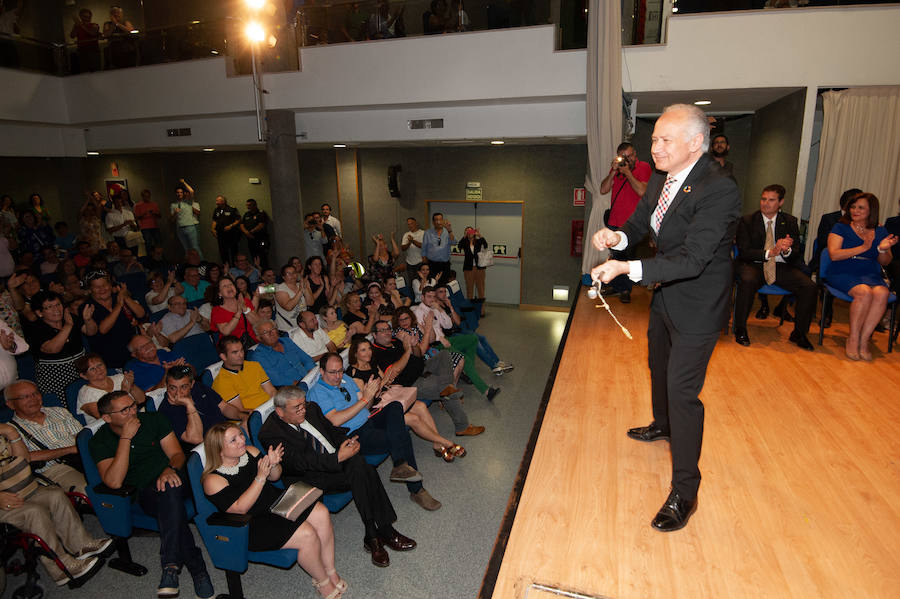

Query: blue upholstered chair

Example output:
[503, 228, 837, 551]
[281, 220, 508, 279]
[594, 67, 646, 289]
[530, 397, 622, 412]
[186, 445, 298, 598]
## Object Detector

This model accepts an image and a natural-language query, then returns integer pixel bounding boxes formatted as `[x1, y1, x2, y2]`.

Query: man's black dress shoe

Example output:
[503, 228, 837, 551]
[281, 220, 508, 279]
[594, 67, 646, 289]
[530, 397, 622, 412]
[773, 304, 794, 322]
[364, 537, 390, 567]
[651, 489, 697, 532]
[823, 315, 832, 329]
[789, 332, 814, 351]
[626, 424, 669, 442]
[734, 331, 751, 347]
[379, 528, 416, 551]
[619, 290, 631, 304]
[755, 304, 769, 319]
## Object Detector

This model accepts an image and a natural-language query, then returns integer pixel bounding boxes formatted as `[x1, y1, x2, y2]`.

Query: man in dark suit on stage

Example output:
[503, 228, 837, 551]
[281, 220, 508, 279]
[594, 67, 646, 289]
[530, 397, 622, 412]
[733, 184, 817, 350]
[257, 385, 415, 568]
[591, 104, 741, 532]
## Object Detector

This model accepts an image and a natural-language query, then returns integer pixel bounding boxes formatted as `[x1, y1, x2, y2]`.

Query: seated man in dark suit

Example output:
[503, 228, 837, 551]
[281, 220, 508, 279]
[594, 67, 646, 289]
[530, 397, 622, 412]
[814, 188, 862, 327]
[257, 385, 415, 568]
[733, 184, 817, 350]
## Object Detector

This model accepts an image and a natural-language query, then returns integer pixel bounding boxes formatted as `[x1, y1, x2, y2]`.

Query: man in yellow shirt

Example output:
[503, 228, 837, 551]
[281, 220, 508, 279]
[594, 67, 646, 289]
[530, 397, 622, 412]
[211, 335, 276, 424]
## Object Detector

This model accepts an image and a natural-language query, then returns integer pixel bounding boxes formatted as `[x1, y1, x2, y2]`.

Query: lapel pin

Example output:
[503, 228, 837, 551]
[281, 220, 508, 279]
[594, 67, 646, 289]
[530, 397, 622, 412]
[682, 185, 692, 193]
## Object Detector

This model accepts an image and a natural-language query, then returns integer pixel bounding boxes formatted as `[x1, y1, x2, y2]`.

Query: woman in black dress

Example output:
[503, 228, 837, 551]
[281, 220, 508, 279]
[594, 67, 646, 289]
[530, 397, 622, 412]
[26, 290, 96, 402]
[202, 422, 347, 599]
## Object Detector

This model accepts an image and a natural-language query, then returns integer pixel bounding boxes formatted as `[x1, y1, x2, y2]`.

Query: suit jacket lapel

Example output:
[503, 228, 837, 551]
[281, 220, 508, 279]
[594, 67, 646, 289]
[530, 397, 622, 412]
[657, 155, 711, 237]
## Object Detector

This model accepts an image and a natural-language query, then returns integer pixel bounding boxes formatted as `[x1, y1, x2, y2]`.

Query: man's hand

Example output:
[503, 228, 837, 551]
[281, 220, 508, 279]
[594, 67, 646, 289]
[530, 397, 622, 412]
[7, 273, 25, 289]
[121, 417, 141, 440]
[0, 329, 16, 352]
[162, 357, 186, 370]
[361, 377, 380, 403]
[591, 260, 630, 284]
[82, 303, 95, 322]
[156, 466, 182, 491]
[0, 491, 24, 511]
[336, 436, 360, 462]
[773, 235, 793, 255]
[121, 371, 134, 392]
[591, 228, 622, 251]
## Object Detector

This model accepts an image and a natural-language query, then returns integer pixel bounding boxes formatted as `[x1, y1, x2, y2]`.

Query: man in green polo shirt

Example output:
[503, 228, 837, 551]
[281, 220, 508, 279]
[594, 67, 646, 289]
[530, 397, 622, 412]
[89, 391, 213, 599]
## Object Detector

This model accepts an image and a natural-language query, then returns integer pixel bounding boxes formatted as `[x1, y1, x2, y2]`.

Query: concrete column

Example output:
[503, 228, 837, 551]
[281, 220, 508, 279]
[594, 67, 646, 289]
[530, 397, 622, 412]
[266, 110, 303, 267]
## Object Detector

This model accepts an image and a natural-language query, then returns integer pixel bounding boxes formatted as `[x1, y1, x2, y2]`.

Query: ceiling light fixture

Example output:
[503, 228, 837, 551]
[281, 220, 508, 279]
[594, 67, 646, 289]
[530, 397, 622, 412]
[694, 100, 711, 105]
[86, 151, 99, 156]
[203, 148, 215, 152]
[333, 144, 347, 148]
[490, 140, 505, 145]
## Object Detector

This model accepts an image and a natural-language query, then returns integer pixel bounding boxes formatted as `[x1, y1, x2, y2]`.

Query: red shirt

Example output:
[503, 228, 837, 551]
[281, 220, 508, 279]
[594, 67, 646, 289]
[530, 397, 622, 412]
[210, 297, 258, 342]
[133, 201, 161, 230]
[608, 159, 652, 228]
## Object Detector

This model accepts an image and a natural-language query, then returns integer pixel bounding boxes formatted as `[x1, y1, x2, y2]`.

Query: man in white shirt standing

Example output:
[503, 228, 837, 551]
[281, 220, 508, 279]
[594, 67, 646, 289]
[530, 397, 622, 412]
[401, 217, 425, 284]
[169, 178, 203, 259]
[105, 194, 138, 253]
[320, 203, 342, 238]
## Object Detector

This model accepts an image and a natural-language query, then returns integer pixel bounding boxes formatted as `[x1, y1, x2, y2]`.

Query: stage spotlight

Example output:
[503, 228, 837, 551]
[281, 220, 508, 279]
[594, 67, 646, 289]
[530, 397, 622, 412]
[246, 0, 265, 10]
[245, 21, 265, 43]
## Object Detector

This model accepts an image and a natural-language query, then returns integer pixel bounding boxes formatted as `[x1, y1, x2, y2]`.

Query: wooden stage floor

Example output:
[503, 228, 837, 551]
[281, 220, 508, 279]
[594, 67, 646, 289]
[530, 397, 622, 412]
[483, 285, 900, 599]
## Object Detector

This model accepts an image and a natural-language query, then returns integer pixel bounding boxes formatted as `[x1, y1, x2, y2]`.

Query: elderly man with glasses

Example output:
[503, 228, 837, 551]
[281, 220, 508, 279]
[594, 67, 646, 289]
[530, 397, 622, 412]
[248, 320, 315, 387]
[89, 390, 214, 598]
[125, 334, 186, 391]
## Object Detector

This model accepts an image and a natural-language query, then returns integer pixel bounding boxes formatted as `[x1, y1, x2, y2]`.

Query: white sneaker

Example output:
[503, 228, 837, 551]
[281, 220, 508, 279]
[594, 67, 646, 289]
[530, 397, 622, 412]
[491, 365, 505, 375]
[497, 361, 515, 373]
[75, 538, 112, 560]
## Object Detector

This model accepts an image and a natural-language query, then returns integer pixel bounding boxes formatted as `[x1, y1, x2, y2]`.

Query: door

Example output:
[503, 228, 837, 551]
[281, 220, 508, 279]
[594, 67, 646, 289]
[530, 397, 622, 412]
[428, 201, 523, 305]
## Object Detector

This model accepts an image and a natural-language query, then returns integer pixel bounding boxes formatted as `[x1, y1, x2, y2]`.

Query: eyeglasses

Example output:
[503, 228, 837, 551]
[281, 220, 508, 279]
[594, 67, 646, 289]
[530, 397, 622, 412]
[374, 326, 391, 333]
[323, 368, 343, 375]
[103, 401, 137, 415]
[7, 390, 41, 402]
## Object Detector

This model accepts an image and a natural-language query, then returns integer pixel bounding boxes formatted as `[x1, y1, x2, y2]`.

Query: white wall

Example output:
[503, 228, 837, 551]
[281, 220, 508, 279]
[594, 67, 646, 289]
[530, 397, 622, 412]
[622, 6, 900, 92]
[2, 6, 899, 156]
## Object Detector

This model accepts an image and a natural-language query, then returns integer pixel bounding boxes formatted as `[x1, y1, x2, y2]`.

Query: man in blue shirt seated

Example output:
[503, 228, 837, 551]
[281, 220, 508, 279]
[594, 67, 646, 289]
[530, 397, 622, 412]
[157, 365, 227, 452]
[420, 212, 454, 282]
[248, 320, 315, 386]
[126, 334, 184, 391]
[228, 253, 260, 284]
[307, 353, 441, 511]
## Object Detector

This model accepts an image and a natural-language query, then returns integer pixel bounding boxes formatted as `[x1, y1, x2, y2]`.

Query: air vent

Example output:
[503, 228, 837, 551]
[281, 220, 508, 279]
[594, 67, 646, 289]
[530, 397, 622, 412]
[166, 128, 193, 137]
[408, 119, 444, 130]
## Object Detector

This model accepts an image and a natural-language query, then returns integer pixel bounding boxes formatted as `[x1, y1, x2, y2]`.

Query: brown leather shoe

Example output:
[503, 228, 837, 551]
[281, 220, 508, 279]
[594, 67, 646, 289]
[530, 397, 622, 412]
[455, 425, 485, 436]
[363, 537, 390, 567]
[439, 385, 460, 397]
[378, 528, 417, 551]
[410, 488, 442, 511]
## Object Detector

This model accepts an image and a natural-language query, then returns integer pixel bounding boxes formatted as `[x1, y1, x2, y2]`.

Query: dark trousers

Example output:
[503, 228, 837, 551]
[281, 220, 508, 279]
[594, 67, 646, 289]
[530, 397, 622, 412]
[297, 453, 397, 539]
[141, 228, 161, 251]
[217, 233, 241, 265]
[354, 402, 422, 493]
[646, 301, 719, 500]
[734, 262, 817, 336]
[137, 478, 205, 572]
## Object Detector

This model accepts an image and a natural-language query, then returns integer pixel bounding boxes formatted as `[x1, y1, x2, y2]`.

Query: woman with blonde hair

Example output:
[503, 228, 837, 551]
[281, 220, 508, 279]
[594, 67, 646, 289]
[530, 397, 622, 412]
[202, 422, 346, 598]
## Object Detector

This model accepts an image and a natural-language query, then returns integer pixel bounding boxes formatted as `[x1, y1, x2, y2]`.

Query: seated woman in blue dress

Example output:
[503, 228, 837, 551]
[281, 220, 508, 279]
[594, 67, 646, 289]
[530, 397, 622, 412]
[826, 192, 898, 361]
[202, 422, 347, 599]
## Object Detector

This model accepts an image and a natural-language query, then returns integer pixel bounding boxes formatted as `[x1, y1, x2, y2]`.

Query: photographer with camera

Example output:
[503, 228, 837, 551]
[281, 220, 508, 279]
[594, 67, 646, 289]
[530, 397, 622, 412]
[597, 142, 652, 303]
